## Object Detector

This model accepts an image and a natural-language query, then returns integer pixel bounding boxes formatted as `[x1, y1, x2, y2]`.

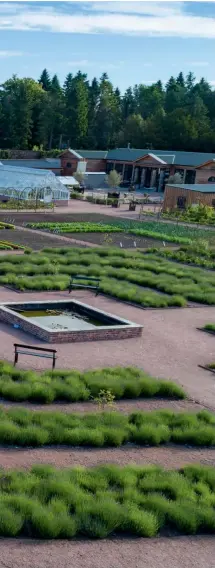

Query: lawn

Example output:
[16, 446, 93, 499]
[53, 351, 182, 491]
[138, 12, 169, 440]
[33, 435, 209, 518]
[2, 246, 215, 306]
[0, 406, 215, 448]
[0, 463, 214, 538]
[0, 362, 186, 403]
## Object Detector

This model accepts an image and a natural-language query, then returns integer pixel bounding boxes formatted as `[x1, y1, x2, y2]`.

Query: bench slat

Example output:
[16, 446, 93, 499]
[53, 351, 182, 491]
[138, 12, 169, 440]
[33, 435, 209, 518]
[70, 284, 97, 289]
[71, 277, 99, 281]
[16, 350, 55, 359]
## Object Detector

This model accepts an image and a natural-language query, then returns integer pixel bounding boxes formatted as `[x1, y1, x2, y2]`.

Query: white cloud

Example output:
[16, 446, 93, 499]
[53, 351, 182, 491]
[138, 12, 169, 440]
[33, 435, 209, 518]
[0, 50, 23, 57]
[0, 1, 214, 38]
[209, 80, 215, 87]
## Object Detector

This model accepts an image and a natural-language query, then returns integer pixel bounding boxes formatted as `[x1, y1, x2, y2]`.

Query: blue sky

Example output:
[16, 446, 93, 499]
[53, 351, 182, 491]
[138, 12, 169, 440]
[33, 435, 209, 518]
[0, 1, 215, 91]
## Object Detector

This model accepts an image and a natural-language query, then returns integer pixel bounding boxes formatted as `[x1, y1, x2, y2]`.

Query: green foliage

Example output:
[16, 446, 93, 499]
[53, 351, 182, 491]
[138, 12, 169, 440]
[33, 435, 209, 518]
[0, 464, 215, 538]
[0, 405, 213, 448]
[164, 204, 215, 226]
[204, 323, 215, 333]
[26, 222, 123, 234]
[2, 244, 215, 306]
[0, 362, 186, 403]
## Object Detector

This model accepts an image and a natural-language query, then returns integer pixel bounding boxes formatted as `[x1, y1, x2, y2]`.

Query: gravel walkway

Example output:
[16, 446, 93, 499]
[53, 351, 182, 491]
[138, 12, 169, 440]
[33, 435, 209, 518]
[0, 445, 214, 470]
[1, 398, 202, 413]
[0, 536, 214, 568]
[1, 288, 215, 409]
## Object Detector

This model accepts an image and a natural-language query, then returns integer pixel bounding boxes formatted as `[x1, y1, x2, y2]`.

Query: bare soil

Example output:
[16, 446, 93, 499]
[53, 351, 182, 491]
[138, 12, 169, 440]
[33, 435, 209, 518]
[0, 536, 214, 568]
[0, 445, 214, 470]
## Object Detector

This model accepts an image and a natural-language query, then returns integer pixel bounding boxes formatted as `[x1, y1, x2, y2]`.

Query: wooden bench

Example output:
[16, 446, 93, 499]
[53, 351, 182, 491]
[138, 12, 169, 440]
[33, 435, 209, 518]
[14, 344, 57, 370]
[69, 275, 100, 296]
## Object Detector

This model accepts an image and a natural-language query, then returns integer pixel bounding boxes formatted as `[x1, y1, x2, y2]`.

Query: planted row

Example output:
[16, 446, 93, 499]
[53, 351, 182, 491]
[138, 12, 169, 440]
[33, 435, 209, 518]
[0, 406, 214, 447]
[0, 362, 186, 403]
[0, 464, 215, 538]
[98, 218, 215, 244]
[1, 246, 215, 305]
[26, 222, 123, 234]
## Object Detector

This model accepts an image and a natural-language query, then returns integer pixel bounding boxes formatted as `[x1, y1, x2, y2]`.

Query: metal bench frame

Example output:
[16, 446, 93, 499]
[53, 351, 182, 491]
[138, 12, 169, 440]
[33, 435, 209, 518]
[69, 275, 100, 296]
[14, 344, 57, 370]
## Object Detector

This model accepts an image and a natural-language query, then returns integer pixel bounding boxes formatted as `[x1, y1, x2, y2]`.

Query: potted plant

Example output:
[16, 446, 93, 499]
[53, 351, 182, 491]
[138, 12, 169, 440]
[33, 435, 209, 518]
[129, 200, 136, 211]
[112, 198, 120, 208]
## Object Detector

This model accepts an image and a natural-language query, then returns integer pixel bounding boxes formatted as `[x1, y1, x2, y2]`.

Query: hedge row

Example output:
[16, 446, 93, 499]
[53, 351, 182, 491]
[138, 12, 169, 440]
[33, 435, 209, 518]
[0, 407, 214, 447]
[0, 362, 186, 403]
[0, 464, 214, 538]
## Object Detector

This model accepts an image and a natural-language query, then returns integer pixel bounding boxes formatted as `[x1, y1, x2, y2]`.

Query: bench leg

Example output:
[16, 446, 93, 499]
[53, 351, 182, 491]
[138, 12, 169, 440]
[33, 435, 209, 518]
[14, 351, 18, 367]
[52, 356, 56, 371]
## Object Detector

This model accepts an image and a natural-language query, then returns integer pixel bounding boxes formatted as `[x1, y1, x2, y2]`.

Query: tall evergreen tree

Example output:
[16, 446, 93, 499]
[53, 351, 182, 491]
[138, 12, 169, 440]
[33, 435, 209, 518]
[39, 69, 51, 91]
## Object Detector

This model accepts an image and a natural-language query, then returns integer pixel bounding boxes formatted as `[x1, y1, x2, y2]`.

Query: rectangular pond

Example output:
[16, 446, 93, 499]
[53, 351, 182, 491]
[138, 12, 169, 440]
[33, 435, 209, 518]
[0, 299, 142, 343]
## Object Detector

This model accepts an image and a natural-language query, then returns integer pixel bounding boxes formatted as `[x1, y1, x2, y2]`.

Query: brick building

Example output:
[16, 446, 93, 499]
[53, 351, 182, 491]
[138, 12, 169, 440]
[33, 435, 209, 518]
[60, 148, 215, 191]
[163, 183, 215, 211]
[3, 148, 215, 192]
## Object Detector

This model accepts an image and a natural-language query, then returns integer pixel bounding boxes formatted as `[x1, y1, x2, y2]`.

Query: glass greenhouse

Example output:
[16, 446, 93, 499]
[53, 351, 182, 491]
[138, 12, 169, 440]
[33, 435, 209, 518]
[0, 164, 69, 202]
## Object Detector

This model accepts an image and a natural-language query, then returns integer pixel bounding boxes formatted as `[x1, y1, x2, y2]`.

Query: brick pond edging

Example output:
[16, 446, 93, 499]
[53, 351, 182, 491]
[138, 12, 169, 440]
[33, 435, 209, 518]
[0, 300, 142, 344]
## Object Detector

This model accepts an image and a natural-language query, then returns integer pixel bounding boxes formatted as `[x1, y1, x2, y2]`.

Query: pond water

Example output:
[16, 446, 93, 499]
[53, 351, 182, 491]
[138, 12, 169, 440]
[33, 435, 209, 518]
[12, 308, 106, 331]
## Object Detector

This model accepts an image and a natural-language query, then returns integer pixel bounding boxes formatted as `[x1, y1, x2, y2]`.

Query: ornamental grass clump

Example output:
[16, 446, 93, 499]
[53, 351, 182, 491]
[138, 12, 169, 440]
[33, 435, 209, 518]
[0, 362, 186, 403]
[0, 406, 213, 448]
[0, 465, 215, 538]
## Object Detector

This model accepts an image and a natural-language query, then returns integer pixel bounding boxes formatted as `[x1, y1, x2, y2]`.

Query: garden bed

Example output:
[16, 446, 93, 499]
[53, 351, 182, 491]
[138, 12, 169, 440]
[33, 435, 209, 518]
[0, 406, 214, 448]
[0, 464, 214, 538]
[2, 246, 215, 307]
[0, 229, 82, 251]
[0, 362, 186, 404]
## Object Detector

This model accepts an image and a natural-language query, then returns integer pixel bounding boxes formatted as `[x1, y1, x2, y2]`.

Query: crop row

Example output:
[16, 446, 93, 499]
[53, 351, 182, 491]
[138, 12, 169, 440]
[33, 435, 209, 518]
[1, 247, 215, 305]
[98, 218, 215, 244]
[0, 464, 214, 538]
[26, 222, 123, 234]
[26, 219, 215, 244]
[0, 362, 185, 403]
[0, 406, 214, 448]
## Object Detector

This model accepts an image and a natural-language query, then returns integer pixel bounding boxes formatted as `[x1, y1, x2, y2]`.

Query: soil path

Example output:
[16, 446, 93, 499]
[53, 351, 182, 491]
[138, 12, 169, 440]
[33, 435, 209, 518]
[0, 536, 214, 568]
[0, 445, 214, 470]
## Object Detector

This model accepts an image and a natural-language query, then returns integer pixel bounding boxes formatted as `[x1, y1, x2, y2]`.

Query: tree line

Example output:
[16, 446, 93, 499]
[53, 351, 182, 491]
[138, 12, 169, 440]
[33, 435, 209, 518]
[0, 69, 215, 152]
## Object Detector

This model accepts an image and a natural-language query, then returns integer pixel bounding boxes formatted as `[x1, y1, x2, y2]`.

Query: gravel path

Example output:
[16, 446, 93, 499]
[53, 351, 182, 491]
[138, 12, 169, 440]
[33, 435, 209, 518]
[1, 288, 215, 409]
[1, 398, 202, 413]
[0, 536, 214, 568]
[0, 445, 214, 470]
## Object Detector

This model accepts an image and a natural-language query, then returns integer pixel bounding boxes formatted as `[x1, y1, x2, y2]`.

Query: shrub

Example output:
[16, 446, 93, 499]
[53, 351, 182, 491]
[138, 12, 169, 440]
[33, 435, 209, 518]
[0, 406, 214, 449]
[0, 362, 186, 403]
[0, 465, 214, 538]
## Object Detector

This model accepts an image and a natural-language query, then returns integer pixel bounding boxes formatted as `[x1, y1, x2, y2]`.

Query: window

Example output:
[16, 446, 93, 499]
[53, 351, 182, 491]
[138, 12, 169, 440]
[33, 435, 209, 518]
[177, 196, 186, 209]
[208, 177, 215, 182]
[185, 170, 196, 184]
[115, 163, 123, 174]
[106, 162, 114, 174]
[66, 162, 71, 168]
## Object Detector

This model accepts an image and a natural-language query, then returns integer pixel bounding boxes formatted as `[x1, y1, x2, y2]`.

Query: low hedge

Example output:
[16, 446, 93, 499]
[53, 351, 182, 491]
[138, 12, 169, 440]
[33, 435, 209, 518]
[0, 362, 186, 403]
[0, 406, 214, 448]
[0, 464, 214, 538]
[204, 324, 215, 333]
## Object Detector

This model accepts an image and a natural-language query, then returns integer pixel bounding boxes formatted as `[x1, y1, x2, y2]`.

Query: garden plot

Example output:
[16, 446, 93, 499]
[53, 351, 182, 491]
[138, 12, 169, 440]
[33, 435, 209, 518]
[26, 219, 215, 245]
[1, 246, 215, 308]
